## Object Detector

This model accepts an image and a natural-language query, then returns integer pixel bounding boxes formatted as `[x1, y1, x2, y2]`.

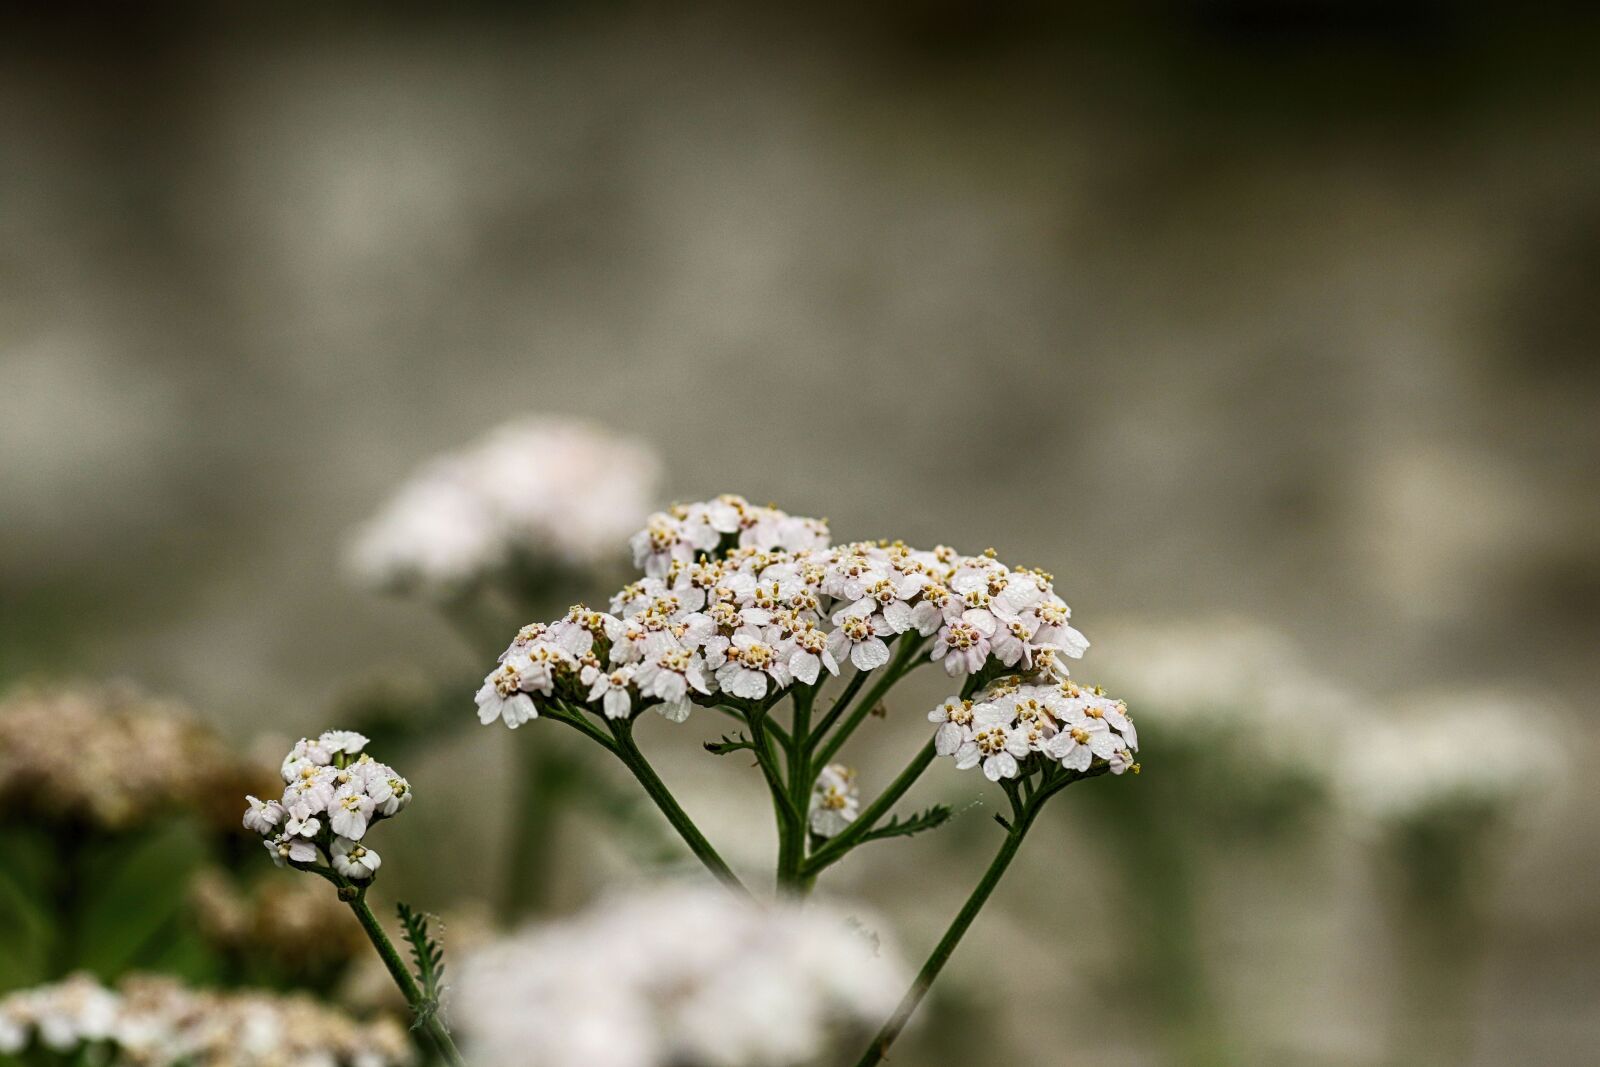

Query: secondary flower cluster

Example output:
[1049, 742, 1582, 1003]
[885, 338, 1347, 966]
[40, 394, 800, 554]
[476, 494, 1090, 728]
[0, 682, 275, 831]
[0, 973, 412, 1066]
[243, 731, 410, 883]
[931, 678, 1139, 781]
[346, 415, 662, 596]
[452, 884, 906, 1067]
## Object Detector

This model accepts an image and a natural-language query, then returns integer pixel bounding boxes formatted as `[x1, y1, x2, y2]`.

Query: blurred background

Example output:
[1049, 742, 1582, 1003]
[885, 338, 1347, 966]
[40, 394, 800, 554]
[2, 3, 1597, 1065]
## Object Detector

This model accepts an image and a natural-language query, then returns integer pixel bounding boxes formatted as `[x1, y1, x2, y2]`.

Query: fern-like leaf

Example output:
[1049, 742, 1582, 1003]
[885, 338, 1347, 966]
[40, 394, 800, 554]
[703, 732, 756, 756]
[859, 805, 952, 844]
[396, 901, 445, 1029]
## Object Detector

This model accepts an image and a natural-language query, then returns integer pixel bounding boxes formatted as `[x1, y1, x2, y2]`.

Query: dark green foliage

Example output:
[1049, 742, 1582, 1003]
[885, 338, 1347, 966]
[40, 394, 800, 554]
[0, 817, 214, 994]
[396, 902, 444, 1031]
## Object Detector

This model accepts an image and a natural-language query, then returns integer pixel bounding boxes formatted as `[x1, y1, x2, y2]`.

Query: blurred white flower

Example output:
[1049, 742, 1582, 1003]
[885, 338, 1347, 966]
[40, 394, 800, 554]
[0, 974, 411, 1066]
[453, 884, 907, 1067]
[1338, 690, 1564, 826]
[345, 415, 662, 597]
[1088, 616, 1357, 776]
[809, 763, 859, 837]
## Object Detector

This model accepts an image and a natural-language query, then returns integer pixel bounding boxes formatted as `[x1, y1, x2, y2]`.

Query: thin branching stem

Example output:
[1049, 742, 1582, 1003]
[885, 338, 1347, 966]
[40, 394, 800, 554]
[851, 766, 1107, 1066]
[810, 667, 872, 738]
[851, 806, 1037, 1067]
[813, 637, 926, 767]
[604, 718, 751, 896]
[802, 737, 937, 876]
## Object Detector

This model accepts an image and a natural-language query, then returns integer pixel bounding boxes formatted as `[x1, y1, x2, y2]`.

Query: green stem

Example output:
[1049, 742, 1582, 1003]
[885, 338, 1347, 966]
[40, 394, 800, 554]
[811, 667, 871, 738]
[803, 737, 937, 876]
[781, 689, 815, 889]
[748, 710, 804, 888]
[852, 807, 1038, 1067]
[814, 637, 925, 767]
[345, 893, 468, 1067]
[607, 719, 751, 896]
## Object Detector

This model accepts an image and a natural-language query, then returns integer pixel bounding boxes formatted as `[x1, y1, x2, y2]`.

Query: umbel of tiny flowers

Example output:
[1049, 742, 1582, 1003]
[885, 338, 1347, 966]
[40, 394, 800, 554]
[469, 494, 1140, 1066]
[245, 732, 466, 1067]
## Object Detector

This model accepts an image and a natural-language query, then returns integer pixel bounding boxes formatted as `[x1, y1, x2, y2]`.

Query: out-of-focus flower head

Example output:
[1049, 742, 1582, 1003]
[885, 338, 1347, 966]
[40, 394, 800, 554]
[245, 731, 410, 884]
[1085, 616, 1356, 777]
[0, 681, 276, 832]
[345, 415, 663, 598]
[0, 973, 413, 1065]
[1338, 689, 1564, 828]
[473, 494, 1092, 729]
[189, 869, 367, 973]
[452, 883, 907, 1067]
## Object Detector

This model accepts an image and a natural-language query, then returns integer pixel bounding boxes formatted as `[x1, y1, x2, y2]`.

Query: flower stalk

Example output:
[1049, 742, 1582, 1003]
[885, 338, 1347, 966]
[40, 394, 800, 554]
[344, 889, 468, 1067]
[605, 717, 750, 896]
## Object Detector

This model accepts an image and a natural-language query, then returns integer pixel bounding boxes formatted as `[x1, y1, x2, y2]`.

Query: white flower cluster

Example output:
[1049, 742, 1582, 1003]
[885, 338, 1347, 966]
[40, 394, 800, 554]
[452, 884, 906, 1067]
[0, 973, 412, 1067]
[476, 494, 1089, 728]
[808, 763, 860, 838]
[345, 416, 662, 596]
[243, 731, 410, 882]
[931, 678, 1139, 782]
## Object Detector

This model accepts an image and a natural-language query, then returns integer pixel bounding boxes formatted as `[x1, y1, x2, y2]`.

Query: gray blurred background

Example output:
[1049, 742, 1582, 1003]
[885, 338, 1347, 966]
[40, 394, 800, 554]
[2, 4, 1597, 1064]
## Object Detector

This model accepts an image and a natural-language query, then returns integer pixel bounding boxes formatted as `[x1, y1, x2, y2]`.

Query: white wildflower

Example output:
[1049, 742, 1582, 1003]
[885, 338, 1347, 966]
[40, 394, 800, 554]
[582, 663, 636, 720]
[809, 764, 860, 838]
[475, 663, 539, 728]
[331, 838, 383, 881]
[246, 737, 410, 886]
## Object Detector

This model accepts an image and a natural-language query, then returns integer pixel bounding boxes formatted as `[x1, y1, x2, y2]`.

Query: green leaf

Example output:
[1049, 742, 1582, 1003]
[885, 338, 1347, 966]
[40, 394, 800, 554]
[396, 902, 444, 1029]
[860, 805, 953, 844]
[703, 732, 756, 756]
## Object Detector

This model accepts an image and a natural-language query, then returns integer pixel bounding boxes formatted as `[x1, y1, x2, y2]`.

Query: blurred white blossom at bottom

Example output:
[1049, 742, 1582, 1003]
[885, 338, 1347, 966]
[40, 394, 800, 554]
[452, 883, 908, 1067]
[0, 973, 412, 1066]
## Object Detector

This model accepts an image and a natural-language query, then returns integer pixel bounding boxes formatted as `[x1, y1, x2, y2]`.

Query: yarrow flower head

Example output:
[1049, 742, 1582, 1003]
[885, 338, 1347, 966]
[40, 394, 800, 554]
[0, 973, 412, 1066]
[452, 884, 907, 1067]
[474, 495, 1091, 729]
[345, 415, 662, 597]
[932, 678, 1139, 782]
[245, 731, 410, 884]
